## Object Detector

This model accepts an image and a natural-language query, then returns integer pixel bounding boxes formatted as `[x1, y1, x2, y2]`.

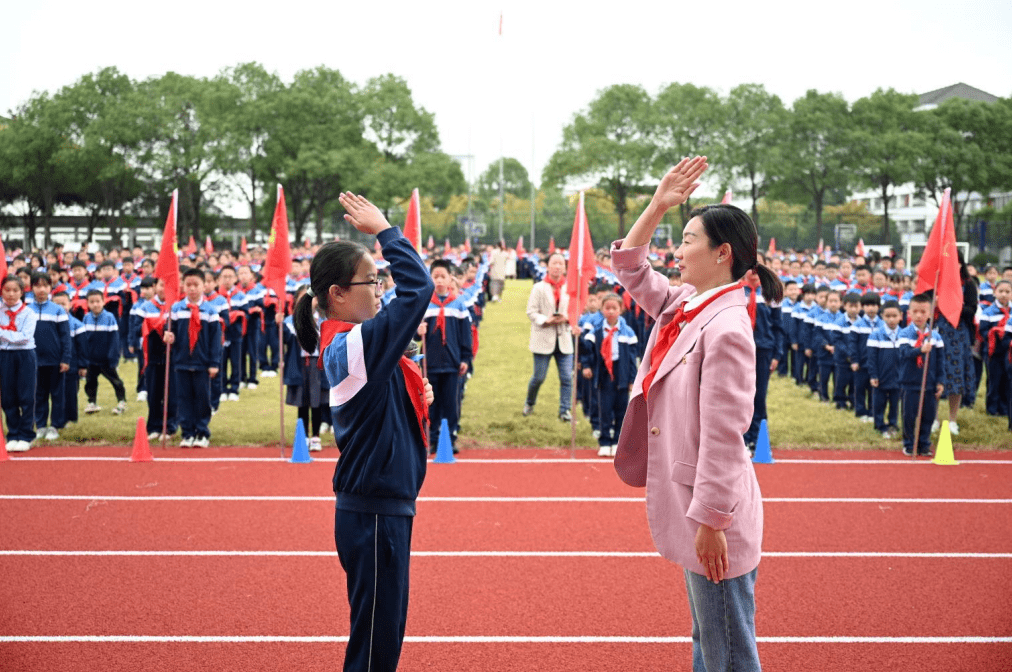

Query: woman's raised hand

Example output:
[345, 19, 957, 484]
[651, 156, 708, 212]
[339, 192, 391, 236]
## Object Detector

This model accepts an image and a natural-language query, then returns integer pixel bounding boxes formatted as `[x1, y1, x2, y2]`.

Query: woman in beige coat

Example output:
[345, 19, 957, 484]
[524, 253, 580, 420]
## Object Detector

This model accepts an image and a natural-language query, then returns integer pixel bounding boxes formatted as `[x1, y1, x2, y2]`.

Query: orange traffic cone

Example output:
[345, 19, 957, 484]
[130, 417, 153, 463]
[0, 428, 9, 461]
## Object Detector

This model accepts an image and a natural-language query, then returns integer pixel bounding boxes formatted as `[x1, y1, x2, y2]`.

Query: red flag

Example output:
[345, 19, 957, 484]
[205, 236, 214, 256]
[153, 190, 181, 308]
[403, 188, 422, 254]
[767, 237, 776, 256]
[855, 238, 865, 257]
[817, 238, 824, 254]
[548, 236, 555, 254]
[240, 236, 248, 254]
[516, 235, 525, 256]
[0, 231, 7, 279]
[304, 237, 311, 249]
[427, 235, 434, 250]
[721, 189, 732, 204]
[916, 188, 963, 327]
[666, 237, 673, 248]
[463, 238, 471, 254]
[262, 184, 292, 302]
[566, 191, 596, 327]
[443, 239, 451, 258]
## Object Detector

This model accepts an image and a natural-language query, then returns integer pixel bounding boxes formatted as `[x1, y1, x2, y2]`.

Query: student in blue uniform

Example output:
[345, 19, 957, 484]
[580, 293, 638, 457]
[166, 268, 223, 448]
[208, 266, 247, 403]
[790, 284, 816, 385]
[134, 278, 177, 441]
[898, 294, 946, 456]
[867, 301, 903, 438]
[852, 293, 882, 423]
[1, 276, 39, 452]
[51, 291, 84, 427]
[833, 293, 861, 410]
[80, 290, 128, 416]
[30, 272, 72, 441]
[813, 289, 841, 402]
[576, 291, 603, 433]
[283, 285, 329, 452]
[777, 280, 798, 377]
[294, 192, 434, 672]
[743, 272, 783, 451]
[979, 280, 1012, 416]
[419, 259, 472, 454]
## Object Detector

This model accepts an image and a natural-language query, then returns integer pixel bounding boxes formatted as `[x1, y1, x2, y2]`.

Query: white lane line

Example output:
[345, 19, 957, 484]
[6, 456, 1012, 464]
[1, 550, 1009, 559]
[1, 635, 1009, 644]
[1, 495, 1011, 504]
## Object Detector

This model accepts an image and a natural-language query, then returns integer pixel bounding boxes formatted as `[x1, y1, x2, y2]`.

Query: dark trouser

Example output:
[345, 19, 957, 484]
[427, 371, 460, 451]
[985, 353, 1009, 415]
[597, 378, 629, 447]
[84, 364, 126, 404]
[136, 347, 145, 393]
[241, 318, 261, 385]
[902, 388, 936, 454]
[967, 352, 983, 407]
[297, 404, 326, 438]
[833, 364, 854, 409]
[63, 370, 79, 424]
[259, 317, 280, 372]
[335, 509, 412, 672]
[222, 341, 242, 395]
[792, 348, 804, 384]
[1, 350, 37, 442]
[854, 369, 871, 418]
[777, 347, 790, 376]
[873, 387, 900, 432]
[176, 368, 211, 440]
[806, 353, 819, 391]
[745, 348, 773, 445]
[144, 360, 177, 435]
[817, 361, 834, 401]
[36, 364, 66, 429]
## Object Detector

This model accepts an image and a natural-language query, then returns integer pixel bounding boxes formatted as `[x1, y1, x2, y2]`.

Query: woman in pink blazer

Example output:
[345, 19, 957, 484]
[611, 156, 782, 672]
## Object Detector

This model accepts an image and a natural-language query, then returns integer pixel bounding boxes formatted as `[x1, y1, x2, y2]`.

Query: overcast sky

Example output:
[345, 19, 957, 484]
[5, 0, 1010, 202]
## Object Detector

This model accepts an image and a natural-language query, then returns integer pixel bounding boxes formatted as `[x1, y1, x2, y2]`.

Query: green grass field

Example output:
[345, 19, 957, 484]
[42, 279, 1012, 450]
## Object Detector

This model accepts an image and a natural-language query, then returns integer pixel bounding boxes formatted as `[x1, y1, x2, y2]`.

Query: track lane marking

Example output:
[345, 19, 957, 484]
[5, 456, 1012, 464]
[1, 550, 1010, 558]
[2, 495, 1010, 503]
[1, 635, 1009, 643]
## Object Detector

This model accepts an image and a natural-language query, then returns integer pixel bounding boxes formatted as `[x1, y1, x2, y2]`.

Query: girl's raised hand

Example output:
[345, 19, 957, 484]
[339, 192, 392, 236]
[651, 156, 708, 212]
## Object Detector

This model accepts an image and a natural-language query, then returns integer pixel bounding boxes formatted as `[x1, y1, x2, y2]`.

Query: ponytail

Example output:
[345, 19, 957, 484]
[755, 263, 784, 304]
[294, 240, 370, 355]
[293, 292, 319, 354]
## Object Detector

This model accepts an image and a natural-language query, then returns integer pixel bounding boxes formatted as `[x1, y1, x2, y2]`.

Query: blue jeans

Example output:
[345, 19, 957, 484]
[683, 567, 761, 672]
[526, 348, 573, 414]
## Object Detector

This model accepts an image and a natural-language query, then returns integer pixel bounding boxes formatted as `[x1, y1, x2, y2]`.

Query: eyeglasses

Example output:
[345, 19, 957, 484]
[345, 279, 384, 291]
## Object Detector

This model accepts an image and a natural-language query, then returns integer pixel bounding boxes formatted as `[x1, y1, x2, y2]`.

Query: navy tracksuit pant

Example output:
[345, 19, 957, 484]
[902, 388, 936, 454]
[427, 371, 460, 452]
[817, 361, 834, 401]
[597, 378, 629, 447]
[222, 342, 242, 395]
[834, 365, 854, 410]
[985, 353, 1009, 416]
[259, 317, 280, 373]
[1, 350, 37, 443]
[241, 318, 261, 385]
[144, 360, 178, 435]
[63, 371, 79, 424]
[335, 509, 412, 672]
[854, 369, 872, 419]
[745, 348, 773, 446]
[873, 387, 900, 432]
[84, 364, 126, 404]
[176, 369, 211, 440]
[36, 364, 66, 429]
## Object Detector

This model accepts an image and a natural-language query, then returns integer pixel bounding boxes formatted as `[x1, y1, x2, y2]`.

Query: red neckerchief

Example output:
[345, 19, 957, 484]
[431, 292, 456, 345]
[318, 319, 429, 448]
[2, 302, 26, 331]
[101, 278, 122, 316]
[545, 276, 565, 311]
[643, 280, 745, 399]
[187, 303, 202, 352]
[745, 273, 760, 329]
[601, 323, 618, 380]
[990, 305, 1010, 356]
[914, 328, 930, 368]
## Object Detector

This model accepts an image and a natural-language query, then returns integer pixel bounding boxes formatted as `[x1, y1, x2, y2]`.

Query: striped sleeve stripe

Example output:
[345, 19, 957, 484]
[329, 325, 368, 407]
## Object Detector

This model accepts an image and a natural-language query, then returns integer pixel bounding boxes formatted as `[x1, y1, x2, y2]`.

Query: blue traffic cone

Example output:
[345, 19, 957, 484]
[752, 419, 775, 464]
[290, 419, 312, 464]
[432, 418, 456, 464]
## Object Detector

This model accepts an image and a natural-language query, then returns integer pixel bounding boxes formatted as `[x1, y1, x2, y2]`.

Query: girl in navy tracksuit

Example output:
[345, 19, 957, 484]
[1, 276, 38, 452]
[294, 192, 433, 672]
[743, 277, 784, 451]
[31, 273, 72, 439]
[283, 285, 329, 451]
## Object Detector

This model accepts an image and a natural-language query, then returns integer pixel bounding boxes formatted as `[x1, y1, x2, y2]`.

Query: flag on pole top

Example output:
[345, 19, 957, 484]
[916, 187, 963, 327]
[0, 231, 8, 279]
[855, 238, 866, 257]
[184, 235, 196, 257]
[463, 238, 471, 254]
[666, 237, 673, 248]
[205, 236, 214, 256]
[153, 190, 181, 308]
[816, 238, 824, 254]
[403, 188, 422, 255]
[516, 235, 525, 256]
[262, 184, 292, 304]
[548, 236, 555, 254]
[721, 189, 732, 204]
[566, 191, 596, 327]
[498, 11, 503, 35]
[767, 237, 776, 256]
[240, 236, 248, 254]
[427, 235, 434, 251]
[443, 239, 451, 258]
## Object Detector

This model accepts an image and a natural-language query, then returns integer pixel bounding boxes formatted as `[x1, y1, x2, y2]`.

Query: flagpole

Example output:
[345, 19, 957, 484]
[161, 345, 171, 449]
[278, 309, 285, 459]
[911, 280, 941, 461]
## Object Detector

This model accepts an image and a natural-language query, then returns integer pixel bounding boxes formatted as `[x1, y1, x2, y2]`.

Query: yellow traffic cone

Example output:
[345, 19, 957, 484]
[933, 421, 959, 466]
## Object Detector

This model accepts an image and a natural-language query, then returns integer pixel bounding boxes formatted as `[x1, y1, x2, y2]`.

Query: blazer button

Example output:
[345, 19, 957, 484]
[650, 427, 660, 436]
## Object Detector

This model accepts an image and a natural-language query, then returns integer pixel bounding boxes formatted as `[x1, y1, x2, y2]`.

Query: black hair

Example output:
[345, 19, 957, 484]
[910, 292, 932, 306]
[52, 290, 69, 300]
[31, 271, 51, 288]
[600, 292, 624, 309]
[140, 276, 157, 289]
[816, 285, 830, 294]
[294, 240, 370, 355]
[70, 260, 87, 270]
[826, 290, 841, 300]
[430, 259, 453, 275]
[182, 267, 205, 280]
[860, 292, 881, 306]
[842, 292, 861, 305]
[783, 279, 797, 288]
[98, 261, 115, 271]
[86, 289, 104, 300]
[2, 275, 24, 293]
[801, 283, 816, 295]
[218, 264, 237, 276]
[856, 265, 871, 274]
[688, 204, 783, 303]
[995, 279, 1012, 291]
[881, 300, 901, 313]
[826, 263, 839, 270]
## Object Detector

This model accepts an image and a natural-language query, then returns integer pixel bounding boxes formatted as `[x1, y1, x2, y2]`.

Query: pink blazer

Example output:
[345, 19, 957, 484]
[610, 241, 763, 579]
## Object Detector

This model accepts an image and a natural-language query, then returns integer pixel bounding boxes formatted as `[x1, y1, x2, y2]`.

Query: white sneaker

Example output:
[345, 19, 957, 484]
[320, 423, 330, 435]
[85, 403, 101, 414]
[609, 445, 618, 456]
[261, 371, 277, 378]
[247, 382, 258, 390]
[148, 432, 161, 440]
[45, 427, 59, 441]
[860, 415, 874, 423]
[36, 428, 49, 440]
[137, 391, 148, 402]
[930, 419, 940, 434]
[228, 393, 239, 401]
[592, 430, 601, 440]
[7, 440, 29, 453]
[180, 436, 194, 447]
[192, 437, 209, 448]
[949, 421, 959, 436]
[239, 382, 246, 389]
[112, 401, 127, 415]
[309, 437, 322, 452]
[220, 393, 229, 403]
[597, 445, 610, 457]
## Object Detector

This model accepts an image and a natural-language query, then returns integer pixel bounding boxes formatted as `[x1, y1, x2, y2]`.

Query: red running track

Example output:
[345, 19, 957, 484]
[2, 446, 1011, 671]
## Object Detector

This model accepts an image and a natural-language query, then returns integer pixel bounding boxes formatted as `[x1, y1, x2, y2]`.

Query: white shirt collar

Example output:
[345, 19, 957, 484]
[4, 301, 24, 312]
[684, 281, 741, 311]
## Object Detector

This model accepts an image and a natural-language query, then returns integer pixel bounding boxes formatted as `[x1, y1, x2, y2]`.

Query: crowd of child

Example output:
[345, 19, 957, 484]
[0, 242, 488, 454]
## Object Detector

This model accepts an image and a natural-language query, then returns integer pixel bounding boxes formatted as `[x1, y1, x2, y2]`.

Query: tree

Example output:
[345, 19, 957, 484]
[773, 90, 855, 244]
[477, 158, 532, 200]
[717, 83, 788, 230]
[851, 88, 925, 246]
[543, 84, 656, 237]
